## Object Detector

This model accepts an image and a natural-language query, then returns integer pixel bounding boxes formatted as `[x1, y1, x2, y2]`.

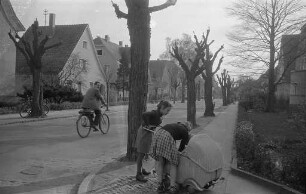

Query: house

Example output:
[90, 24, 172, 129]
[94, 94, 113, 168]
[15, 13, 105, 95]
[276, 24, 306, 104]
[0, 0, 25, 96]
[93, 35, 130, 102]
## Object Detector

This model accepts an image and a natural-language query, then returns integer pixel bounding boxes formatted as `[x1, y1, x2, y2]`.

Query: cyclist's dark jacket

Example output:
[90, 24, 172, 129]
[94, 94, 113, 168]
[142, 110, 162, 129]
[162, 123, 190, 152]
[82, 88, 105, 110]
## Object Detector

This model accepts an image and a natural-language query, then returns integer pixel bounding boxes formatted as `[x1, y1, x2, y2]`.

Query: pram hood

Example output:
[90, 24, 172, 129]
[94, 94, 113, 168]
[183, 133, 223, 172]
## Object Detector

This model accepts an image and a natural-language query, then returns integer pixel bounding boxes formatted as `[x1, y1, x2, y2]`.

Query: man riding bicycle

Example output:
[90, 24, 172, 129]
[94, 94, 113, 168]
[81, 81, 107, 131]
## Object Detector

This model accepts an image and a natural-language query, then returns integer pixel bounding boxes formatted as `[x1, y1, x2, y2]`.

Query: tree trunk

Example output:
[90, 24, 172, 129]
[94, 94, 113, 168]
[186, 77, 197, 126]
[204, 75, 215, 117]
[266, 33, 276, 112]
[122, 76, 125, 101]
[181, 81, 185, 103]
[126, 1, 150, 160]
[226, 86, 231, 105]
[173, 88, 176, 104]
[222, 87, 227, 106]
[31, 68, 43, 117]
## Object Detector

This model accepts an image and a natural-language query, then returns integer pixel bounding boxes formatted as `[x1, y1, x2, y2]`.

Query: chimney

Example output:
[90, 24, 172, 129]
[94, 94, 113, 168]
[119, 41, 123, 47]
[49, 13, 55, 28]
[105, 35, 110, 42]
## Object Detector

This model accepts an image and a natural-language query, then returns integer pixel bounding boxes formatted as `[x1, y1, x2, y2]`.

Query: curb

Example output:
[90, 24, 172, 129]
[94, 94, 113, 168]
[230, 166, 303, 194]
[77, 172, 96, 194]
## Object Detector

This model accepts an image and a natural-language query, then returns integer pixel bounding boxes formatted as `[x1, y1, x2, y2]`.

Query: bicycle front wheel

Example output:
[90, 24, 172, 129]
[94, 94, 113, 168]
[43, 104, 49, 115]
[76, 115, 91, 138]
[99, 114, 110, 134]
[19, 104, 31, 118]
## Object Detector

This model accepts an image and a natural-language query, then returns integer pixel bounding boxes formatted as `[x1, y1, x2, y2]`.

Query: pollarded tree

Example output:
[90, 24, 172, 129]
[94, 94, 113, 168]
[112, 0, 177, 160]
[8, 20, 61, 117]
[170, 34, 207, 126]
[226, 75, 235, 104]
[200, 29, 224, 117]
[227, 0, 306, 112]
[217, 69, 228, 106]
[217, 69, 235, 106]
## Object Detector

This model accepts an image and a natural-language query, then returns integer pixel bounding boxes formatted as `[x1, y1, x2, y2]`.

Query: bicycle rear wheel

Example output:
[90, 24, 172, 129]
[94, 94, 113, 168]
[19, 104, 31, 118]
[99, 114, 110, 134]
[76, 115, 91, 138]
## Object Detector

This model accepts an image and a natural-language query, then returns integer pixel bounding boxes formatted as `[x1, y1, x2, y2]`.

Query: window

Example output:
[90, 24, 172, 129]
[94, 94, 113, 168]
[83, 41, 87, 49]
[79, 59, 87, 68]
[97, 49, 103, 55]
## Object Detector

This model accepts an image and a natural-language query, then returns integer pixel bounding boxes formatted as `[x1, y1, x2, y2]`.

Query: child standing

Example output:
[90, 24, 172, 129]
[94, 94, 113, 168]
[135, 100, 172, 182]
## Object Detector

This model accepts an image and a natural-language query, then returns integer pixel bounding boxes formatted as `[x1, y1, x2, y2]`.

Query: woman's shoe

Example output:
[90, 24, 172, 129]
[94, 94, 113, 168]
[142, 168, 151, 176]
[136, 173, 148, 182]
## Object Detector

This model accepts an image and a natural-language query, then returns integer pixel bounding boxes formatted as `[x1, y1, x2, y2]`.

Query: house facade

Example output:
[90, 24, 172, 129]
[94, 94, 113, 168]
[276, 24, 306, 104]
[0, 0, 25, 96]
[93, 35, 130, 102]
[15, 14, 105, 95]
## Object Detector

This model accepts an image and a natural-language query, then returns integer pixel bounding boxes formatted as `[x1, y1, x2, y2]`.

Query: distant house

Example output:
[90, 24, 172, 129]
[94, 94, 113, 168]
[0, 0, 25, 96]
[93, 35, 130, 102]
[276, 24, 306, 104]
[15, 13, 105, 95]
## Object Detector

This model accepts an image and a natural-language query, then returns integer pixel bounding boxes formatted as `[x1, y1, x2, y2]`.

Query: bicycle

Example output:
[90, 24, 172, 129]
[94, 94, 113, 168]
[76, 105, 110, 138]
[19, 98, 50, 118]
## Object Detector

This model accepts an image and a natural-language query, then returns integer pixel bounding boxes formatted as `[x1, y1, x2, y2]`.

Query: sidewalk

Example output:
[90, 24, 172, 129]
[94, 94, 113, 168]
[79, 104, 279, 194]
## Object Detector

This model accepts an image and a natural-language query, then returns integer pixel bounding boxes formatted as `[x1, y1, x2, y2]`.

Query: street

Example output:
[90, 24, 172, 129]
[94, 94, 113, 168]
[0, 100, 216, 194]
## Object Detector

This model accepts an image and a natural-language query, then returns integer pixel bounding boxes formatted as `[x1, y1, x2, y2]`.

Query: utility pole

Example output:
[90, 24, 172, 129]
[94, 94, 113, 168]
[43, 9, 48, 26]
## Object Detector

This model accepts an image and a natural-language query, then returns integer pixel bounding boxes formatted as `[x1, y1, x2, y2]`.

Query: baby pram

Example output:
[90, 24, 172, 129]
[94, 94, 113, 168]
[176, 133, 223, 193]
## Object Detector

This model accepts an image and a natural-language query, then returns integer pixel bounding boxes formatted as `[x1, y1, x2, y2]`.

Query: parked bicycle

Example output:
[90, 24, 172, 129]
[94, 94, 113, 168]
[76, 105, 110, 138]
[19, 98, 49, 118]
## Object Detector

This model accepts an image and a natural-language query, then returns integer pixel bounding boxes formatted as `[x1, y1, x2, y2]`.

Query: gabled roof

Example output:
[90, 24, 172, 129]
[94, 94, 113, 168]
[16, 24, 88, 75]
[149, 60, 176, 81]
[93, 36, 121, 60]
[0, 0, 25, 31]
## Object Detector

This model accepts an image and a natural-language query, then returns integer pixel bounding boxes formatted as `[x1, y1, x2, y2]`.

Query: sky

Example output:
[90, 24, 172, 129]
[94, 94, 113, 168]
[11, 0, 242, 77]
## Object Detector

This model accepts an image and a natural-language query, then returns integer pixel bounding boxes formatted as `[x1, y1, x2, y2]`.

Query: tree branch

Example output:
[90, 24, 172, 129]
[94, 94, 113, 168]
[149, 0, 177, 13]
[212, 56, 224, 75]
[112, 1, 128, 19]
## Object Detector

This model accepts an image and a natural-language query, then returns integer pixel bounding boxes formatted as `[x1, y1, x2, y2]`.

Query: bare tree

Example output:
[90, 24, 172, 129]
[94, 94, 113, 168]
[200, 29, 224, 117]
[217, 69, 235, 106]
[217, 69, 228, 106]
[227, 0, 306, 112]
[112, 0, 177, 160]
[58, 53, 88, 85]
[8, 20, 61, 117]
[170, 33, 207, 126]
[168, 65, 181, 104]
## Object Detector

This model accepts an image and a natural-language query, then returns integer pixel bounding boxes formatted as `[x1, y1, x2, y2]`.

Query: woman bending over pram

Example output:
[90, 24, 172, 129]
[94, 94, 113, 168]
[150, 121, 192, 193]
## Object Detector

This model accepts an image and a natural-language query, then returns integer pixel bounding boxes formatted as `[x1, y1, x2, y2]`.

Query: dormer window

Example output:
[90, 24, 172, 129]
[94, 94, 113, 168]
[97, 49, 103, 55]
[83, 41, 87, 49]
